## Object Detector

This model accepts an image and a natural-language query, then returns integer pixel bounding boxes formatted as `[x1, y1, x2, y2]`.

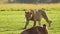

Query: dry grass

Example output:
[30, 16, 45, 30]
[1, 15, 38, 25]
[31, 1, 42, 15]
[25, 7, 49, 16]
[0, 3, 60, 11]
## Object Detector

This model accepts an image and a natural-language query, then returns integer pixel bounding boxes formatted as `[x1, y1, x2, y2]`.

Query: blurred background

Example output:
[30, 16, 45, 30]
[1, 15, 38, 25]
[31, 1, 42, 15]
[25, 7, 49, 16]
[0, 0, 60, 4]
[0, 0, 60, 34]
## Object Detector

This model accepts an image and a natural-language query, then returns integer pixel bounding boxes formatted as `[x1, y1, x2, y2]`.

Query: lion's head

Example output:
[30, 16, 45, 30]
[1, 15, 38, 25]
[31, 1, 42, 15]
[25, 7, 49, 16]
[25, 11, 32, 20]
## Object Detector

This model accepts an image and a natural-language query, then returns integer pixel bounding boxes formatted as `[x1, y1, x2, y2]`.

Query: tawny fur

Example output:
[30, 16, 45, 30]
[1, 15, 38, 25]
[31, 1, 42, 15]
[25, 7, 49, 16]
[24, 9, 52, 29]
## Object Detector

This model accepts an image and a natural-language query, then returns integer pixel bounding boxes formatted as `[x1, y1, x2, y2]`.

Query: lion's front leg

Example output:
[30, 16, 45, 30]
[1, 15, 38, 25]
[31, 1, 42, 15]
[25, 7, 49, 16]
[38, 20, 42, 27]
[33, 20, 36, 27]
[24, 20, 29, 29]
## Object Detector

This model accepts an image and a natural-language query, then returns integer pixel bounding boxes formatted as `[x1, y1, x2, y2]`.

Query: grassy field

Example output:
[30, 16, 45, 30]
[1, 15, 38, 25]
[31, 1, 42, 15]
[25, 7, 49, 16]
[0, 3, 60, 11]
[0, 10, 60, 34]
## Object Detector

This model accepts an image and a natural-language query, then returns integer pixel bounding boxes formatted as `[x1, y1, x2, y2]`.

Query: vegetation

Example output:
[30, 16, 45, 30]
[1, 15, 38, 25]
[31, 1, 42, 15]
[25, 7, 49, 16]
[0, 3, 60, 34]
[0, 0, 60, 3]
[0, 10, 60, 34]
[0, 3, 60, 11]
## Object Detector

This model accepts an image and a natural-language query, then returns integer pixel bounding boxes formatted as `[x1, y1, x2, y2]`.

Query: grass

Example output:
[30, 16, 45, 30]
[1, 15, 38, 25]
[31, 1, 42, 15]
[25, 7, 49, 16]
[0, 10, 60, 34]
[0, 3, 60, 11]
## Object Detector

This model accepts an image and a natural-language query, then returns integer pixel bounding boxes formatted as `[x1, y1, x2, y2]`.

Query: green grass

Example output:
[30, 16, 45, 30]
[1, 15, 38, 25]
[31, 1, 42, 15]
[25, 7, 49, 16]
[0, 11, 60, 34]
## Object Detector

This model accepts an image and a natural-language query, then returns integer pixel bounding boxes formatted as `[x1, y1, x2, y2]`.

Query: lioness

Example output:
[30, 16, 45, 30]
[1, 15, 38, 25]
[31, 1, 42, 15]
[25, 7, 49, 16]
[24, 9, 52, 29]
[21, 24, 48, 34]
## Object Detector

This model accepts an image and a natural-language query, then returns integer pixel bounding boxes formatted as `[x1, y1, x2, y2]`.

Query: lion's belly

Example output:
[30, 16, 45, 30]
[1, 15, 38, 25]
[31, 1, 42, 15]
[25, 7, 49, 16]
[30, 13, 42, 21]
[30, 17, 42, 21]
[35, 14, 42, 21]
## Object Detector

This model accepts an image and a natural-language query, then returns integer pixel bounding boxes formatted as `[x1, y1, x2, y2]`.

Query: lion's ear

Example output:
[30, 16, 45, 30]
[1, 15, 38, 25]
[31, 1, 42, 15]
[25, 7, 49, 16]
[25, 11, 27, 13]
[43, 24, 46, 29]
[30, 12, 32, 14]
